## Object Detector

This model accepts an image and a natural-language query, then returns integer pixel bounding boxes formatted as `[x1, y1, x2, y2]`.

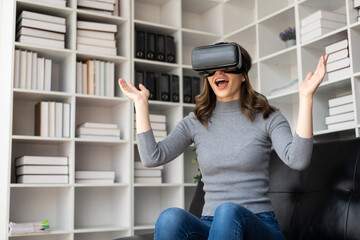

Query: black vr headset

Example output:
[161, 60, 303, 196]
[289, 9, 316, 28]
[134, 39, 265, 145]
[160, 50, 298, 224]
[191, 42, 247, 77]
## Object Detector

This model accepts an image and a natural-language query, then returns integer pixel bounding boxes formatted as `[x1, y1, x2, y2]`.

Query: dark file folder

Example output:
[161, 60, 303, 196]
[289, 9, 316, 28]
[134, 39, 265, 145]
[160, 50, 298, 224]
[146, 32, 155, 60]
[145, 71, 156, 100]
[183, 76, 192, 103]
[135, 30, 145, 59]
[134, 70, 145, 90]
[155, 34, 165, 62]
[166, 35, 175, 63]
[158, 73, 170, 101]
[192, 77, 201, 104]
[170, 75, 179, 102]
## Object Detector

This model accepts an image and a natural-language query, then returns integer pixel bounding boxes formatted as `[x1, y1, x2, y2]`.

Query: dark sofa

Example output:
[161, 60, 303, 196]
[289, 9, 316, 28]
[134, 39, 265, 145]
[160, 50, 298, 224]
[117, 138, 360, 240]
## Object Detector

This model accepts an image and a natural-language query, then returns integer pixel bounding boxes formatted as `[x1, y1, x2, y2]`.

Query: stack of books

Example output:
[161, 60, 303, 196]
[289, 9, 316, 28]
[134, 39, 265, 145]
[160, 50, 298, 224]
[13, 49, 52, 91]
[35, 101, 71, 138]
[9, 220, 50, 234]
[75, 171, 115, 183]
[325, 39, 351, 82]
[76, 122, 120, 140]
[134, 161, 163, 184]
[134, 114, 167, 142]
[77, 0, 121, 16]
[16, 10, 66, 49]
[28, 0, 66, 7]
[269, 78, 298, 96]
[15, 155, 69, 184]
[325, 94, 355, 130]
[300, 10, 346, 43]
[76, 60, 115, 96]
[354, 0, 360, 21]
[77, 20, 117, 56]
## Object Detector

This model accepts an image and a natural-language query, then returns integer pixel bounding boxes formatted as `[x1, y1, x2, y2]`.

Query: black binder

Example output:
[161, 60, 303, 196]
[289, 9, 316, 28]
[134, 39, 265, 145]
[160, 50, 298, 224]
[135, 30, 145, 59]
[183, 76, 192, 103]
[134, 70, 145, 90]
[155, 34, 165, 62]
[170, 75, 179, 102]
[157, 73, 170, 101]
[192, 77, 201, 104]
[166, 35, 175, 63]
[145, 71, 156, 100]
[146, 32, 155, 60]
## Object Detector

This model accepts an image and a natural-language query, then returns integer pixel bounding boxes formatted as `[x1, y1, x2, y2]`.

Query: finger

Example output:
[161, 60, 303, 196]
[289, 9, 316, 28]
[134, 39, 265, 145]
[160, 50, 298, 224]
[139, 83, 147, 91]
[118, 78, 133, 93]
[305, 72, 313, 81]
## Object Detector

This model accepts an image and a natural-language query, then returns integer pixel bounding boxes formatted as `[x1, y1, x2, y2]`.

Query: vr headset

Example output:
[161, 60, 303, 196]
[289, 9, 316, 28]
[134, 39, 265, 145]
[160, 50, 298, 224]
[191, 42, 247, 77]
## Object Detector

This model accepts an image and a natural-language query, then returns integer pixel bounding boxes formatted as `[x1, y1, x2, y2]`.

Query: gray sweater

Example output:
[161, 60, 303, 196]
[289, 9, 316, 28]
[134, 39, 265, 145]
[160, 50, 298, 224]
[136, 100, 313, 216]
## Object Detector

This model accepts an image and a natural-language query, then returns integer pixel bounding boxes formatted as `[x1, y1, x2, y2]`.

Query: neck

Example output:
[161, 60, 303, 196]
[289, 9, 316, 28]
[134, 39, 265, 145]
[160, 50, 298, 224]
[214, 99, 241, 113]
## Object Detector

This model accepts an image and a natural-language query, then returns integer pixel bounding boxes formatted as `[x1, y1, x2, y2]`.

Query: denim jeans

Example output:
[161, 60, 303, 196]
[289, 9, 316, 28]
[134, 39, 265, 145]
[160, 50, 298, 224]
[154, 202, 286, 240]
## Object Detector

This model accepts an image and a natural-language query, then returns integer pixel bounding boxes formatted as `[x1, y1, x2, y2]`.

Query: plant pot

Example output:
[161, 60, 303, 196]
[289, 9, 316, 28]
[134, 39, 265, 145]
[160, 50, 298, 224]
[285, 39, 296, 47]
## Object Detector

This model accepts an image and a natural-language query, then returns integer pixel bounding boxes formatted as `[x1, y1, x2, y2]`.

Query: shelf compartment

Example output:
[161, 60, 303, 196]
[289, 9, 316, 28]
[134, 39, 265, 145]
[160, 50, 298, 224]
[181, 0, 222, 34]
[10, 187, 73, 232]
[74, 230, 129, 240]
[134, 186, 182, 226]
[183, 146, 199, 184]
[348, 0, 360, 25]
[185, 185, 197, 212]
[258, 7, 296, 58]
[75, 142, 130, 184]
[223, 0, 256, 34]
[349, 25, 360, 74]
[314, 128, 356, 143]
[75, 187, 130, 229]
[9, 233, 72, 240]
[257, 0, 295, 20]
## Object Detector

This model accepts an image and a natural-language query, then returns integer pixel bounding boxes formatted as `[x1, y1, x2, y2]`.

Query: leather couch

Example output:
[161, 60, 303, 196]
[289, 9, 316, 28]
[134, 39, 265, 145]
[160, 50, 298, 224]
[117, 138, 360, 240]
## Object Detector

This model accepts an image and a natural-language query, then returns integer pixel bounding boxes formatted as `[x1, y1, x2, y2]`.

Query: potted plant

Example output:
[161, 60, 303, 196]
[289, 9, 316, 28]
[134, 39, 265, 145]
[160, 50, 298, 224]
[279, 27, 296, 47]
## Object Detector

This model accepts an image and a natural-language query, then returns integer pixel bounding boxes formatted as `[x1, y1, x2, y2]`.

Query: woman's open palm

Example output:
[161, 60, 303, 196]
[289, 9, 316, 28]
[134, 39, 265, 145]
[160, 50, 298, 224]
[299, 54, 329, 98]
[118, 78, 150, 103]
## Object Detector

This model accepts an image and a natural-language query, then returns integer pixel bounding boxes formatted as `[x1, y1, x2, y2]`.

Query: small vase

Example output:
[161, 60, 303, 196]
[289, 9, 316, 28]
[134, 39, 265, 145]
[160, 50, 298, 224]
[285, 39, 296, 47]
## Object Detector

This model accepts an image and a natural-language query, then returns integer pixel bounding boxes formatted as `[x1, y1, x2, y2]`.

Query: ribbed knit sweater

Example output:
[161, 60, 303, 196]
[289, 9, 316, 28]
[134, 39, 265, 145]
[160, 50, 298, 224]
[136, 99, 313, 216]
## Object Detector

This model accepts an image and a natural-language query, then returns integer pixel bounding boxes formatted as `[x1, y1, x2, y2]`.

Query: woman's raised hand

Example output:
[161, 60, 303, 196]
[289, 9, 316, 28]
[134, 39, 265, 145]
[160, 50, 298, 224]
[118, 78, 150, 104]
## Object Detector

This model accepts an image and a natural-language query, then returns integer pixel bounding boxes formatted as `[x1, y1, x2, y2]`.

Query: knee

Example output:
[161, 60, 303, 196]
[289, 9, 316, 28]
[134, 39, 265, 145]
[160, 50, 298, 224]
[214, 202, 249, 218]
[156, 207, 187, 229]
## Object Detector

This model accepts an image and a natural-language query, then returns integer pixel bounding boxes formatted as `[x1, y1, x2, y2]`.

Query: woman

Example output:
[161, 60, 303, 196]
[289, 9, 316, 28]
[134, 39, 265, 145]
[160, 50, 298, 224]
[118, 43, 328, 240]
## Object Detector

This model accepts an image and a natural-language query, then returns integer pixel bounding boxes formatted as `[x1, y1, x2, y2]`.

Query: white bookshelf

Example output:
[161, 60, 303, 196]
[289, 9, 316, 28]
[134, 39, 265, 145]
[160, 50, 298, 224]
[2, 0, 360, 239]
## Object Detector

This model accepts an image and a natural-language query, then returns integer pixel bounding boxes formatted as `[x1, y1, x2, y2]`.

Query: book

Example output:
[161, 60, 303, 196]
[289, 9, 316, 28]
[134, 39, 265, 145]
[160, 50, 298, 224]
[329, 103, 354, 116]
[9, 220, 50, 234]
[328, 94, 353, 107]
[301, 10, 346, 27]
[95, 60, 100, 95]
[17, 18, 66, 33]
[75, 179, 114, 183]
[76, 126, 120, 136]
[300, 18, 345, 35]
[325, 39, 348, 54]
[108, 62, 115, 97]
[327, 66, 351, 82]
[31, 52, 37, 90]
[325, 111, 354, 125]
[80, 8, 113, 16]
[55, 102, 63, 137]
[62, 103, 71, 138]
[49, 101, 55, 137]
[77, 122, 118, 129]
[17, 10, 66, 25]
[326, 57, 350, 73]
[16, 165, 69, 175]
[27, 0, 66, 7]
[134, 121, 166, 131]
[17, 35, 65, 49]
[77, 36, 116, 48]
[17, 175, 68, 184]
[37, 57, 45, 90]
[44, 59, 52, 91]
[26, 51, 32, 89]
[82, 63, 87, 94]
[134, 169, 162, 177]
[14, 49, 20, 88]
[15, 155, 68, 166]
[87, 60, 95, 94]
[77, 0, 114, 11]
[149, 114, 166, 123]
[100, 61, 106, 96]
[134, 177, 162, 184]
[75, 171, 115, 179]
[77, 20, 117, 33]
[77, 29, 115, 40]
[19, 50, 27, 89]
[35, 101, 49, 137]
[327, 48, 349, 63]
[76, 61, 82, 93]
[17, 26, 65, 41]
[77, 43, 117, 56]
[134, 161, 164, 170]
[327, 120, 356, 130]
[300, 27, 334, 43]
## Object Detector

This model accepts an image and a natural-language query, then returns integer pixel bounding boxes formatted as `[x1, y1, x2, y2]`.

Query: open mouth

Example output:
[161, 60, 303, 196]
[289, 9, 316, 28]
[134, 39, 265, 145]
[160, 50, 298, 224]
[214, 78, 229, 89]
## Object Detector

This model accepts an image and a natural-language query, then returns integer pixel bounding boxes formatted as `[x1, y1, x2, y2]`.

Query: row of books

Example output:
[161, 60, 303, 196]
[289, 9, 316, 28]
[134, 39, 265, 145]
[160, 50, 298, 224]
[183, 76, 201, 104]
[76, 60, 115, 96]
[325, 38, 351, 82]
[134, 114, 167, 142]
[9, 220, 50, 234]
[13, 49, 52, 91]
[15, 155, 69, 184]
[78, 0, 121, 16]
[75, 171, 115, 183]
[326, 94, 355, 130]
[354, 0, 360, 21]
[77, 20, 118, 56]
[135, 30, 176, 63]
[76, 122, 121, 140]
[134, 161, 163, 184]
[16, 10, 66, 49]
[300, 10, 346, 43]
[35, 101, 71, 138]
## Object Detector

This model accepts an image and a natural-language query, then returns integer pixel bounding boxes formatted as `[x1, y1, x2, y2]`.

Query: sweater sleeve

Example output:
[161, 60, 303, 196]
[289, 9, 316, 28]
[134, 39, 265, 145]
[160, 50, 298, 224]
[136, 113, 195, 167]
[267, 111, 313, 170]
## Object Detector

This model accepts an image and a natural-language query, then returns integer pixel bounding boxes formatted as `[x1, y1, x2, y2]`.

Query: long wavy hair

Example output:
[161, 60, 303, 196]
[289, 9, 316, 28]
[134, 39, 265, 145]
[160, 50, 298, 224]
[194, 43, 276, 127]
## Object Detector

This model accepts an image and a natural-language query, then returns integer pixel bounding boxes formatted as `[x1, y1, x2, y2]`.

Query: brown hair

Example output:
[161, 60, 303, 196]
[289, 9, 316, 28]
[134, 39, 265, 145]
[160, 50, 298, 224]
[194, 43, 276, 127]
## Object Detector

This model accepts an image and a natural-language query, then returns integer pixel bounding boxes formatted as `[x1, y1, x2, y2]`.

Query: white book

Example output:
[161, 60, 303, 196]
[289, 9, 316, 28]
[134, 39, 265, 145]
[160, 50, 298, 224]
[76, 126, 120, 136]
[81, 9, 113, 16]
[301, 10, 346, 27]
[77, 43, 117, 56]
[152, 122, 166, 130]
[153, 131, 167, 138]
[77, 122, 118, 129]
[27, 0, 66, 8]
[37, 57, 45, 90]
[100, 61, 106, 96]
[76, 61, 82, 93]
[14, 50, 21, 88]
[325, 111, 354, 125]
[44, 59, 52, 91]
[55, 102, 63, 137]
[149, 114, 166, 123]
[75, 171, 115, 179]
[77, 36, 116, 48]
[134, 169, 162, 177]
[77, 134, 120, 140]
[77, 0, 114, 11]
[354, 0, 360, 8]
[17, 18, 66, 33]
[108, 62, 114, 97]
[16, 165, 69, 175]
[75, 179, 114, 183]
[134, 161, 164, 170]
[105, 62, 110, 96]
[82, 63, 87, 94]
[329, 103, 354, 116]
[77, 29, 115, 41]
[62, 103, 71, 138]
[17, 175, 68, 184]
[77, 20, 117, 33]
[301, 27, 334, 43]
[97, 0, 116, 4]
[35, 101, 49, 137]
[134, 177, 162, 184]
[328, 94, 353, 107]
[31, 52, 37, 90]
[17, 35, 65, 49]
[327, 66, 351, 82]
[17, 27, 65, 41]
[17, 10, 66, 25]
[95, 60, 100, 95]
[325, 39, 348, 54]
[87, 60, 95, 94]
[327, 48, 349, 63]
[49, 101, 56, 137]
[301, 18, 345, 35]
[26, 51, 32, 89]
[326, 57, 350, 73]
[19, 50, 27, 89]
[327, 120, 356, 130]
[15, 155, 68, 166]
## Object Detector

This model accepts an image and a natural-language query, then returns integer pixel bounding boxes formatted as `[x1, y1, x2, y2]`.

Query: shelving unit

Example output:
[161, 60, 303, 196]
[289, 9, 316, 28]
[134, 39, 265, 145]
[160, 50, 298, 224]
[1, 0, 360, 239]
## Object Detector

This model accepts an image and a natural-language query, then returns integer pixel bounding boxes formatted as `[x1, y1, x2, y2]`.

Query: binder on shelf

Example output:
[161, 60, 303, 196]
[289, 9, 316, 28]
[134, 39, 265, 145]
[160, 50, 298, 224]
[135, 70, 145, 90]
[135, 30, 145, 58]
[170, 75, 179, 102]
[155, 34, 165, 62]
[192, 77, 201, 104]
[166, 35, 175, 63]
[183, 76, 192, 103]
[145, 32, 155, 60]
[158, 73, 170, 101]
[145, 71, 156, 100]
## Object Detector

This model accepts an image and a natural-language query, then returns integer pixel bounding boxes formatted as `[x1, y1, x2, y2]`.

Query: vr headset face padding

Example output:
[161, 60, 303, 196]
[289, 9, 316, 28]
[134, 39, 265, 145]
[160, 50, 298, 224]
[191, 43, 246, 77]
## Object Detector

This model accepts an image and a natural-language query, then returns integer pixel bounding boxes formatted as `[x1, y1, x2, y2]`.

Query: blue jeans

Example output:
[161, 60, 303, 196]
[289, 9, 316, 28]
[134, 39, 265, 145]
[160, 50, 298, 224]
[154, 202, 286, 240]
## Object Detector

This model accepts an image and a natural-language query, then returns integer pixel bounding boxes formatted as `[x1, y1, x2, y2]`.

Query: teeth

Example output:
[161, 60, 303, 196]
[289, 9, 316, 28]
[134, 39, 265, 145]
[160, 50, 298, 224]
[215, 79, 226, 83]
